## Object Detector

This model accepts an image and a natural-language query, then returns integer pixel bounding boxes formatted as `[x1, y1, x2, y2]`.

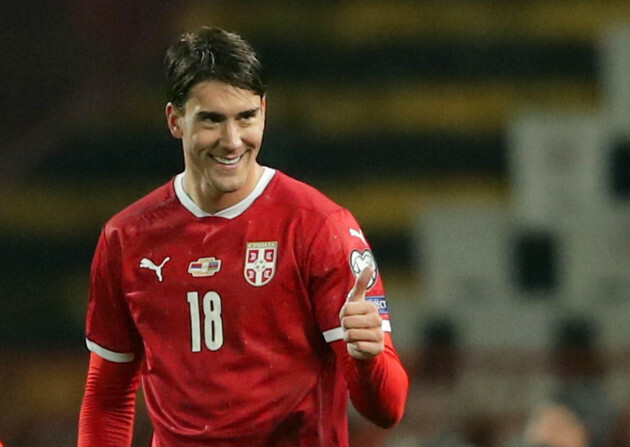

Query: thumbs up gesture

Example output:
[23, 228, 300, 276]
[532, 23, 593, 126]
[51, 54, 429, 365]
[339, 267, 384, 360]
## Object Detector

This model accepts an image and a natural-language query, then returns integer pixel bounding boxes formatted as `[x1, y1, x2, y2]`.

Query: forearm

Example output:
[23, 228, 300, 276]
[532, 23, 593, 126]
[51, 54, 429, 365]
[78, 352, 141, 447]
[333, 335, 409, 428]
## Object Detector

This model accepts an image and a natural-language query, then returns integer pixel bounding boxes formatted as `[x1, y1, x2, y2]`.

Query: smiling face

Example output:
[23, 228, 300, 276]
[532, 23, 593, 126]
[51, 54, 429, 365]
[166, 80, 266, 213]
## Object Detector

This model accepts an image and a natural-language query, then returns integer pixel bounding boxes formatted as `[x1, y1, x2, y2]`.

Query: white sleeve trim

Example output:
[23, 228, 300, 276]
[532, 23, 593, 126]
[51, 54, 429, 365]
[86, 338, 135, 363]
[323, 327, 344, 343]
[322, 320, 392, 343]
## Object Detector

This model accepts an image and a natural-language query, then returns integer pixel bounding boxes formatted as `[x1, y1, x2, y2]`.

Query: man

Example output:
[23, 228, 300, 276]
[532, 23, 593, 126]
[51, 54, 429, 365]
[78, 27, 408, 446]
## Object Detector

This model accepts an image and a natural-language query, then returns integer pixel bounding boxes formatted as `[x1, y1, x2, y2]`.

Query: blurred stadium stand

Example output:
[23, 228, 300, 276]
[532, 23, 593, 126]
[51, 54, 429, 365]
[3, 1, 630, 446]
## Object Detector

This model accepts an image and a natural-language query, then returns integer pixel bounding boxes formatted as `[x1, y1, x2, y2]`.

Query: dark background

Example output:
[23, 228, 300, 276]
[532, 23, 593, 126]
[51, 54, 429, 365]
[1, 1, 629, 446]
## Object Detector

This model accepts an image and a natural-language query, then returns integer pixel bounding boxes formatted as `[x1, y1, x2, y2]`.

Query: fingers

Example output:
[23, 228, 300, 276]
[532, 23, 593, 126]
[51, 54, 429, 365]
[343, 327, 383, 344]
[340, 266, 383, 360]
[339, 298, 380, 321]
[347, 341, 383, 359]
[346, 267, 374, 302]
[340, 308, 383, 351]
[339, 292, 384, 360]
[340, 312, 382, 329]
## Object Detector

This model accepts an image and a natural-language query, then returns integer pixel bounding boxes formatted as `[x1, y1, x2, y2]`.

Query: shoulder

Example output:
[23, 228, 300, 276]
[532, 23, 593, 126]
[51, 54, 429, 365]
[103, 179, 177, 237]
[266, 170, 345, 218]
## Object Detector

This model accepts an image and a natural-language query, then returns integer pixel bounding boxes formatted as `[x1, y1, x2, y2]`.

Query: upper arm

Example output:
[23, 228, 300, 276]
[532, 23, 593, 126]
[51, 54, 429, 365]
[306, 209, 391, 343]
[85, 228, 142, 362]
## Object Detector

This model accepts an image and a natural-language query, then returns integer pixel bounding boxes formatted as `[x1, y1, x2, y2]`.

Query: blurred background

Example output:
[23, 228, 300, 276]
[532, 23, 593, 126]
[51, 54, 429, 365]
[2, 0, 630, 446]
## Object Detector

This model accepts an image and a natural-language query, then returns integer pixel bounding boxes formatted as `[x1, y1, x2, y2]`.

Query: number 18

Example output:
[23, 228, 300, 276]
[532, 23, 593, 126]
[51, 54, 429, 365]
[187, 291, 224, 352]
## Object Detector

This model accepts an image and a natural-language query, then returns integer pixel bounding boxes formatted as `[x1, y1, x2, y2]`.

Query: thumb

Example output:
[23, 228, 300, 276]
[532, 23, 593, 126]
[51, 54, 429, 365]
[346, 267, 374, 302]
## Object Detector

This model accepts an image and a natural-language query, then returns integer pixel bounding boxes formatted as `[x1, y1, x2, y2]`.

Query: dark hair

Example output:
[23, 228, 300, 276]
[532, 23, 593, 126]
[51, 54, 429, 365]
[164, 27, 266, 108]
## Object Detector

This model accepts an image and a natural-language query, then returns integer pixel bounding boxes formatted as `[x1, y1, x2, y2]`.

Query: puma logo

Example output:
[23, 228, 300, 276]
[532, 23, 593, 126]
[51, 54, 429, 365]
[349, 228, 367, 245]
[140, 257, 171, 282]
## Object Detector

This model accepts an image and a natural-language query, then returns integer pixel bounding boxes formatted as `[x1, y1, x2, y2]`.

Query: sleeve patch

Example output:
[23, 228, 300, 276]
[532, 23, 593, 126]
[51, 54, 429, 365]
[366, 296, 389, 314]
[349, 249, 378, 289]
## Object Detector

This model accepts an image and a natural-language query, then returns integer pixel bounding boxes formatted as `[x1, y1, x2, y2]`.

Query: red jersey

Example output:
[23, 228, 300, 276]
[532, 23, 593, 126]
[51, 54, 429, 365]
[85, 168, 403, 446]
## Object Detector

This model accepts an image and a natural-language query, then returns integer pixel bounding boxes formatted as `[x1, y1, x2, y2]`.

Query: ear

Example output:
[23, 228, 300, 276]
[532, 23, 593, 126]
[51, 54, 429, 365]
[165, 102, 184, 139]
[260, 96, 267, 129]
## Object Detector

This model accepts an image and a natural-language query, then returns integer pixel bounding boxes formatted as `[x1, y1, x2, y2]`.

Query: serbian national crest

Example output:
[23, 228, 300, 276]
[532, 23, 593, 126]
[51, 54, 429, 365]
[244, 241, 278, 287]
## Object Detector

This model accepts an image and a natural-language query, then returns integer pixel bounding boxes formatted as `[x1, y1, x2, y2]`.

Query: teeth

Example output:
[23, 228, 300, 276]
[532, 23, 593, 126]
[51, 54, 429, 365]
[213, 155, 241, 165]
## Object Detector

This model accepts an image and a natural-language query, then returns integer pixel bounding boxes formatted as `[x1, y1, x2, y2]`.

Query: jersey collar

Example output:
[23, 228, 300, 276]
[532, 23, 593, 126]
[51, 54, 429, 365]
[174, 167, 276, 219]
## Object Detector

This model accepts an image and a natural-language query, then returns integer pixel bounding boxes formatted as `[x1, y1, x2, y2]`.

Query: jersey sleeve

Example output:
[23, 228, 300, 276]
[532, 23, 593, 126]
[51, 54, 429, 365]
[307, 209, 390, 341]
[306, 208, 408, 427]
[78, 352, 141, 447]
[85, 227, 142, 363]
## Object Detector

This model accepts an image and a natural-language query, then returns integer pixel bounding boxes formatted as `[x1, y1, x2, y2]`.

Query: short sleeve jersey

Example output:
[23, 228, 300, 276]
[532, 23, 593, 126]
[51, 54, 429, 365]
[85, 168, 392, 446]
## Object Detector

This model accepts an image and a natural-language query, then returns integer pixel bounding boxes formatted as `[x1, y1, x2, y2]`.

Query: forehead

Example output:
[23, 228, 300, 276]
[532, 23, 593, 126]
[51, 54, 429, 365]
[184, 80, 261, 114]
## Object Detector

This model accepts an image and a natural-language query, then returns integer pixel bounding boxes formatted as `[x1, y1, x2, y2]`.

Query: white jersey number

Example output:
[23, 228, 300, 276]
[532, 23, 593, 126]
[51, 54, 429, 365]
[187, 291, 224, 352]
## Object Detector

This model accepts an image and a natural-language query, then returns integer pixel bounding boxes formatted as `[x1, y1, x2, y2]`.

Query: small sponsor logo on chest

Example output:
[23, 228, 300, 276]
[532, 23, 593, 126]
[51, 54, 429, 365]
[244, 241, 277, 287]
[188, 257, 222, 277]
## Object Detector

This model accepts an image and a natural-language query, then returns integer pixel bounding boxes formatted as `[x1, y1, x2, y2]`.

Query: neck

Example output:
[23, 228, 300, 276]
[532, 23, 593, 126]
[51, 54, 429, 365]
[183, 164, 264, 214]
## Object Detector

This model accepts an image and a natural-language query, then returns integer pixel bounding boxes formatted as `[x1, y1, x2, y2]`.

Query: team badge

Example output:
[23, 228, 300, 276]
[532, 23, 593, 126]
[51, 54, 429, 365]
[244, 241, 277, 287]
[349, 249, 378, 289]
[188, 257, 222, 277]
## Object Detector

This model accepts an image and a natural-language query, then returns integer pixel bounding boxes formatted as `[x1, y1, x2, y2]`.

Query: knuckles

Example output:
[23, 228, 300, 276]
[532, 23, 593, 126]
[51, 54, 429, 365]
[339, 297, 385, 360]
[343, 328, 384, 343]
[347, 341, 385, 359]
[339, 301, 379, 319]
[340, 313, 383, 330]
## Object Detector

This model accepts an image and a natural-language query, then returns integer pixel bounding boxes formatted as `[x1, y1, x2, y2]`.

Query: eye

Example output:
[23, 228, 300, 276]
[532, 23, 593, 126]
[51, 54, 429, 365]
[205, 112, 224, 123]
[197, 112, 224, 125]
[238, 110, 258, 122]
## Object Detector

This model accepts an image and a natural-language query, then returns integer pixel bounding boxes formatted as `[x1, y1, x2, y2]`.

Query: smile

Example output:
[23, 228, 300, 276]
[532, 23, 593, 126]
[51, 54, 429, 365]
[211, 154, 242, 165]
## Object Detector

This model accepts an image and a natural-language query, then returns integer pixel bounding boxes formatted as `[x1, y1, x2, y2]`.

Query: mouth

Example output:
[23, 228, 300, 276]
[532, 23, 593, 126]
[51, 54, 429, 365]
[211, 154, 243, 166]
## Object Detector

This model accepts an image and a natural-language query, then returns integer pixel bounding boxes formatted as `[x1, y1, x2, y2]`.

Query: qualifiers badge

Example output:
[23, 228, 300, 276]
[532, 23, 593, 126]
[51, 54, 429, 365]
[244, 241, 277, 287]
[350, 249, 378, 289]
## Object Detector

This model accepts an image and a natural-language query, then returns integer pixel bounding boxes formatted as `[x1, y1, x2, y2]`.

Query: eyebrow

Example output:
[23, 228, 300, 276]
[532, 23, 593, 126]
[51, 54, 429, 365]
[195, 107, 260, 122]
[236, 108, 260, 119]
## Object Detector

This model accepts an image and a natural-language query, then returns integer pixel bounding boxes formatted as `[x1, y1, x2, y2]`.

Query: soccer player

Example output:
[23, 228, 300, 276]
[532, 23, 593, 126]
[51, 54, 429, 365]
[78, 27, 409, 446]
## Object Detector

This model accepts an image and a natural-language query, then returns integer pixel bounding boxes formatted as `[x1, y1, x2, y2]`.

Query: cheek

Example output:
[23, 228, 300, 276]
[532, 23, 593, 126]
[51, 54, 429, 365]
[242, 126, 265, 147]
[189, 131, 219, 151]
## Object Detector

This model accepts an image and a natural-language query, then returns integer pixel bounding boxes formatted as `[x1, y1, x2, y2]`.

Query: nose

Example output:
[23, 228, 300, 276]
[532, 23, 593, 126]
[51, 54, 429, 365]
[221, 120, 242, 151]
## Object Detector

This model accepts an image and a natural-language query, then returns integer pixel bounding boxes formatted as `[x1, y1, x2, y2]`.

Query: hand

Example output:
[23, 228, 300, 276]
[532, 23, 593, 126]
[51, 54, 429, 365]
[339, 267, 384, 360]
